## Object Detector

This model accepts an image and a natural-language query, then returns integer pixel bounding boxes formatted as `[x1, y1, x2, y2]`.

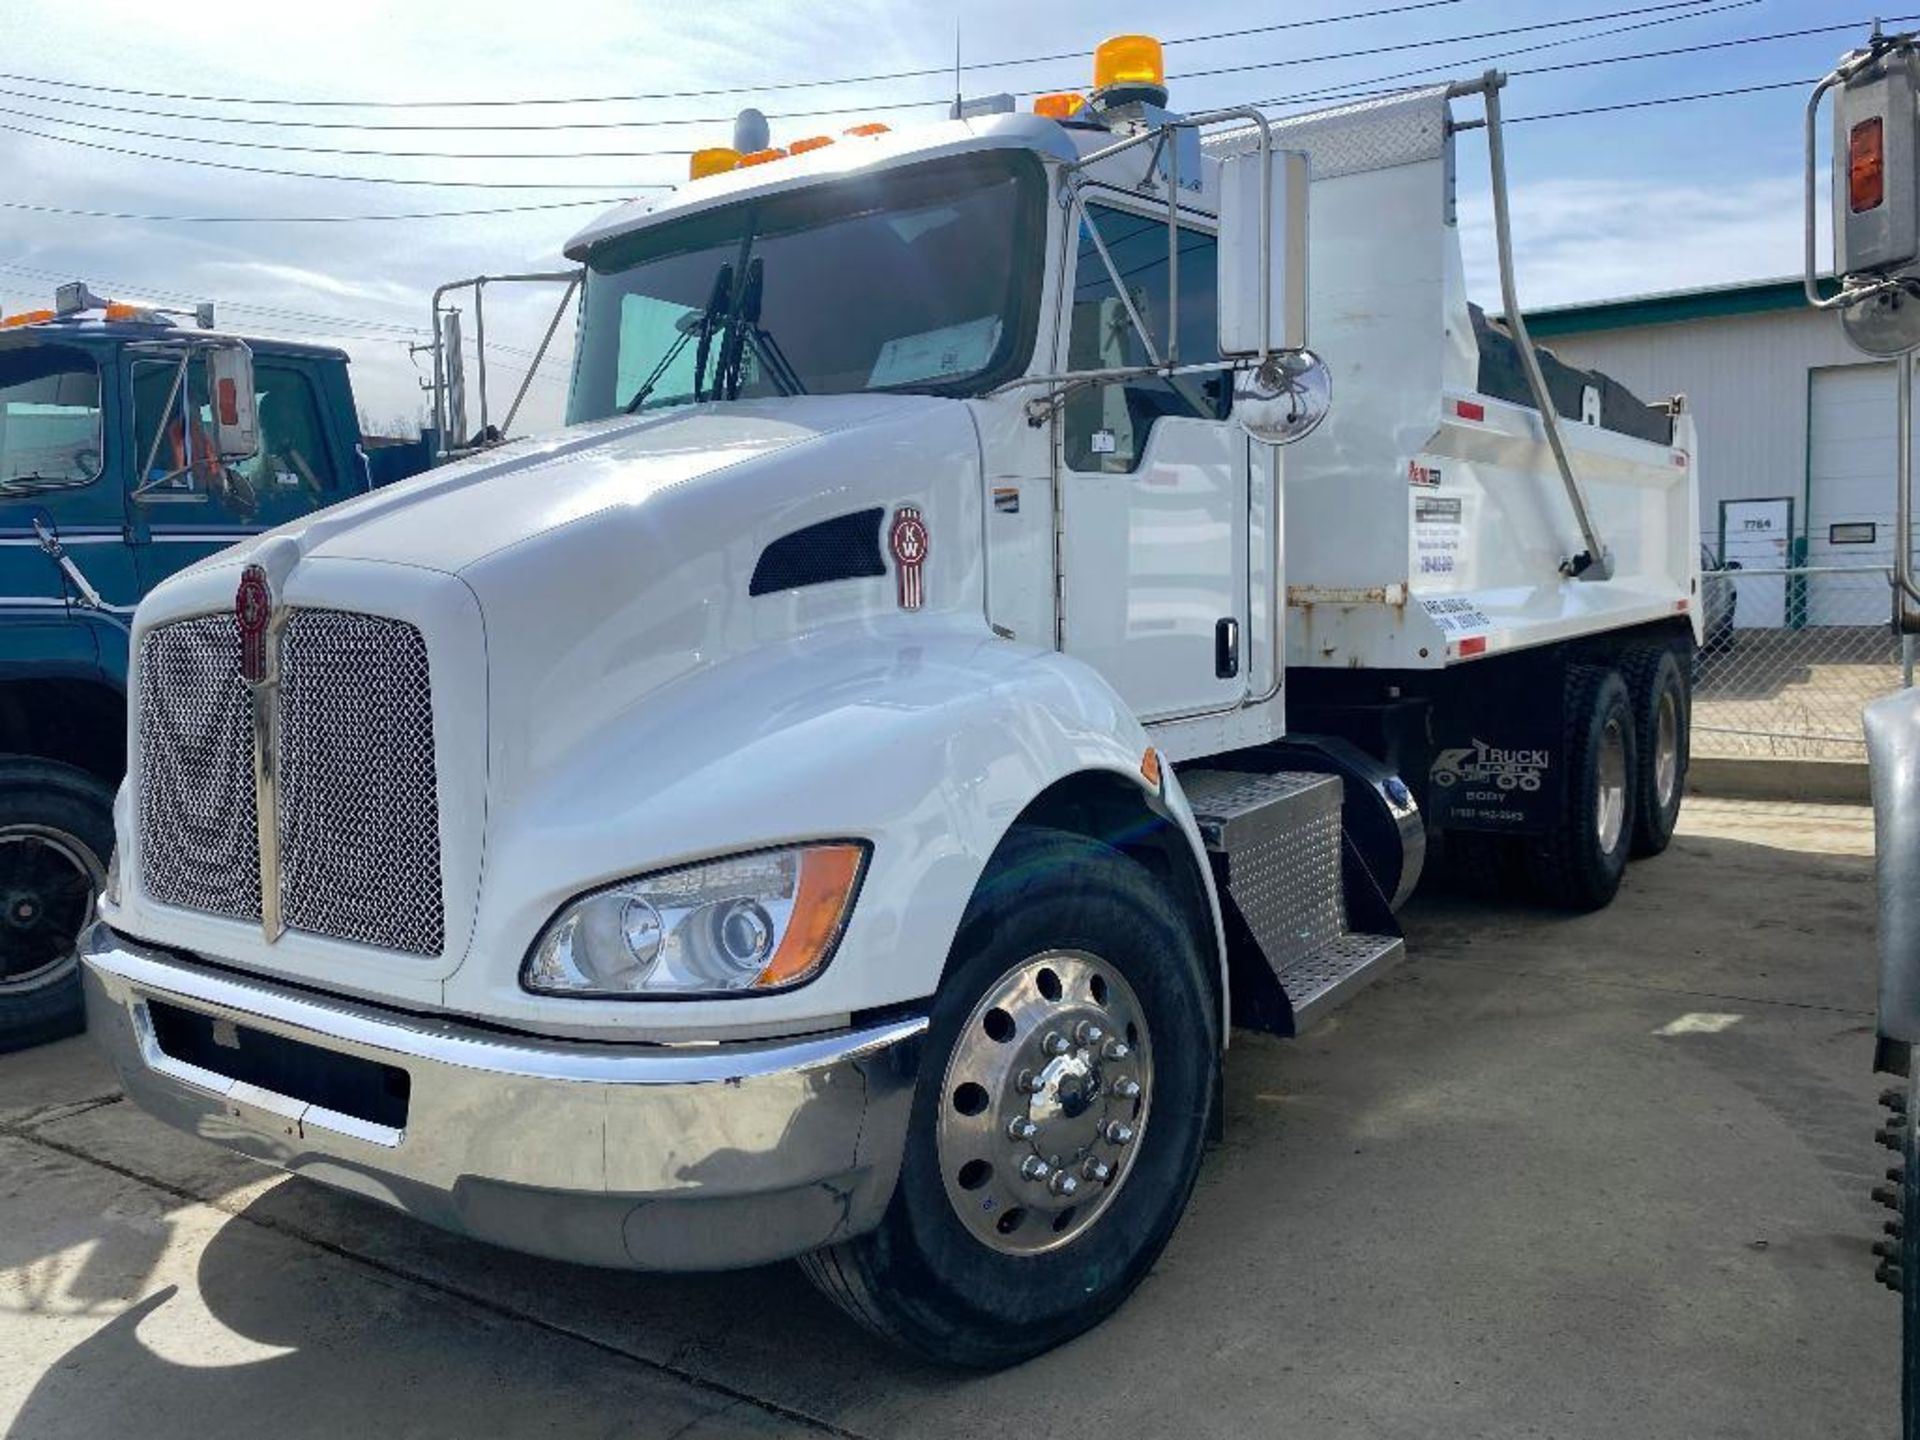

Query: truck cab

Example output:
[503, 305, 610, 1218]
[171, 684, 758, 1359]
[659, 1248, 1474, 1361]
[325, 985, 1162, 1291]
[82, 37, 1699, 1368]
[0, 292, 422, 1053]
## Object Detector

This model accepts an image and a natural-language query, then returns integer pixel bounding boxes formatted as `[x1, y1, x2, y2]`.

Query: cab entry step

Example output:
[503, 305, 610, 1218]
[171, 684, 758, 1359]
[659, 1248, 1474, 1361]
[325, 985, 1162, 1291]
[1178, 768, 1406, 1034]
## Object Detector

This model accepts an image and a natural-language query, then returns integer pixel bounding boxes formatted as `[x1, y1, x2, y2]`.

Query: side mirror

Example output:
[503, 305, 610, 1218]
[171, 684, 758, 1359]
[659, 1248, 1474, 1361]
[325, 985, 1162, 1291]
[1234, 349, 1333, 447]
[204, 343, 259, 461]
[1216, 147, 1310, 358]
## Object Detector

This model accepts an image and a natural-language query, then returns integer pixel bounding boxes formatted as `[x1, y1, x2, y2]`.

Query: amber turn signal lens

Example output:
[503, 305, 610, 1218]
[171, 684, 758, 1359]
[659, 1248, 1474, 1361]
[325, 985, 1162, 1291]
[1033, 91, 1087, 120]
[1094, 34, 1164, 91]
[689, 146, 742, 179]
[843, 122, 891, 137]
[738, 147, 788, 167]
[789, 134, 835, 154]
[1852, 117, 1886, 214]
[756, 844, 866, 988]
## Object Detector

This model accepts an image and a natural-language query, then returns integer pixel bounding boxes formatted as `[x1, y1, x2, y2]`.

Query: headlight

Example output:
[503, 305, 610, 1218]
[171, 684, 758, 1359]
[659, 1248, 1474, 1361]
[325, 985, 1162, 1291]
[522, 843, 867, 998]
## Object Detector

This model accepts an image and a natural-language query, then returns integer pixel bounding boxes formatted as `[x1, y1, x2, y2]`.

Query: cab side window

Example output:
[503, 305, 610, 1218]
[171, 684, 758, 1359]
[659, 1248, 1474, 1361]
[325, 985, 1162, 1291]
[232, 363, 344, 526]
[132, 357, 342, 529]
[1064, 203, 1231, 474]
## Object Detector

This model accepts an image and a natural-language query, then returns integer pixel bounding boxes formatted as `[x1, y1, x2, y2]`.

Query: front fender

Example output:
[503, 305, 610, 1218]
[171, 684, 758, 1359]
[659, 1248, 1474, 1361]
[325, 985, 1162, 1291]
[446, 616, 1225, 1038]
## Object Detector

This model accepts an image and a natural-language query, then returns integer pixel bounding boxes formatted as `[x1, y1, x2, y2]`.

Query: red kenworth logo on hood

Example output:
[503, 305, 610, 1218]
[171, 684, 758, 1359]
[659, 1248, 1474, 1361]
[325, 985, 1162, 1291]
[235, 564, 272, 683]
[890, 506, 929, 611]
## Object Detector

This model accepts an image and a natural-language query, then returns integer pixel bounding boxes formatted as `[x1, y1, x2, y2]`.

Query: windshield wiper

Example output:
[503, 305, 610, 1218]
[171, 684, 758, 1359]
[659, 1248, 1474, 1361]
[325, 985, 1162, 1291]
[716, 257, 805, 400]
[622, 262, 734, 414]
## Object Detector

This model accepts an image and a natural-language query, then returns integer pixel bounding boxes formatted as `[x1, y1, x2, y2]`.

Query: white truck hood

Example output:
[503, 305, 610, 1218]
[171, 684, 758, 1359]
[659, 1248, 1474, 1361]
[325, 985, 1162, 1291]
[214, 392, 953, 577]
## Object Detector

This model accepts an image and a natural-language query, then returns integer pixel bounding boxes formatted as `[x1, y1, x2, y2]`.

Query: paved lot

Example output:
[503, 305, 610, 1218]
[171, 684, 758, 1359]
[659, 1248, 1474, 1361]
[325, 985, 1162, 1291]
[0, 797, 1894, 1438]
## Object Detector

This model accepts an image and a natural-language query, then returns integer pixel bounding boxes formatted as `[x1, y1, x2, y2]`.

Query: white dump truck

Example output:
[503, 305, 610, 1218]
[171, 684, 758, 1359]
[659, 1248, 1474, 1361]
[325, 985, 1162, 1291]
[82, 37, 1701, 1367]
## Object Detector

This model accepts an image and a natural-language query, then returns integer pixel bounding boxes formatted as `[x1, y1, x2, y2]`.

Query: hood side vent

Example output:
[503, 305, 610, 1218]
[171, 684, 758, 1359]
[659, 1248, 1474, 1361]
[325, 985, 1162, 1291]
[749, 508, 887, 596]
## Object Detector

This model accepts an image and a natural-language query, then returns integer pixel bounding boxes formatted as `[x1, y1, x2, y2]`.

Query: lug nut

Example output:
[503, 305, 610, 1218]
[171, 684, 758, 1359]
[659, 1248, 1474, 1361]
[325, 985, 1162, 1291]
[1112, 1077, 1142, 1100]
[1017, 1068, 1043, 1094]
[1043, 1031, 1071, 1057]
[1103, 1121, 1135, 1146]
[1884, 1087, 1909, 1111]
[1875, 1184, 1903, 1210]
[1103, 1039, 1130, 1061]
[1048, 1171, 1080, 1198]
[1875, 1239, 1901, 1261]
[1074, 1021, 1104, 1046]
[1083, 1158, 1113, 1183]
[1019, 1155, 1052, 1183]
[1879, 1259, 1905, 1291]
[1008, 1115, 1038, 1142]
[1892, 1167, 1907, 1185]
[1880, 1126, 1904, 1150]
[1888, 1219, 1905, 1238]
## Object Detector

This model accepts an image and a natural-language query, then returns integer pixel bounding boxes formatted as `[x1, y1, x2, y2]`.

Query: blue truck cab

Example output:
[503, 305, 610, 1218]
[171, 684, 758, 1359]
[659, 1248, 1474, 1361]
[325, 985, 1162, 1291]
[0, 292, 430, 1050]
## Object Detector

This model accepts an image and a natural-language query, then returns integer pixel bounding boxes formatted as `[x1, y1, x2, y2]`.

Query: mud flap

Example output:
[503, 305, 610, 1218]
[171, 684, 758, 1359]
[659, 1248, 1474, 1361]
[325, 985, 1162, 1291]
[1422, 649, 1568, 836]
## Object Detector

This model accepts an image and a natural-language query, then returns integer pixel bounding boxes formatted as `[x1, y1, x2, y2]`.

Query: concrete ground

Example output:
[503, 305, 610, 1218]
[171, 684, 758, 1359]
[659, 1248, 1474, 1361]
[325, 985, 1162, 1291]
[0, 797, 1894, 1438]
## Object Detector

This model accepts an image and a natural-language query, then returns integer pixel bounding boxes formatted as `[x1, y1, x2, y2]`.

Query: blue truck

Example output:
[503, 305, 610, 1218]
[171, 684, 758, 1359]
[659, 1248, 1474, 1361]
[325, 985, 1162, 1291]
[0, 284, 433, 1051]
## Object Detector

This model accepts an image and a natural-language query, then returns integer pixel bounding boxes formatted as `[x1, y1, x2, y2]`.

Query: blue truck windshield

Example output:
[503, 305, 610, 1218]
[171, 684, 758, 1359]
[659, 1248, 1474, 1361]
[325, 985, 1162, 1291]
[0, 344, 103, 494]
[568, 151, 1045, 423]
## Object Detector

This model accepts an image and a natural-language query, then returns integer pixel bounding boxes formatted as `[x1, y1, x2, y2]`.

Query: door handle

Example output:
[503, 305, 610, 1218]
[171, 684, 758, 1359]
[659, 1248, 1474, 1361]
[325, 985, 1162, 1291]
[1215, 617, 1240, 679]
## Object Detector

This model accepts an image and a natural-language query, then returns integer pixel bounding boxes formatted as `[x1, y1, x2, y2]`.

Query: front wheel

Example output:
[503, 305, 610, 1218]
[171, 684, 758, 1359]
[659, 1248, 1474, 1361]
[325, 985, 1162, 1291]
[0, 758, 114, 1054]
[800, 826, 1217, 1368]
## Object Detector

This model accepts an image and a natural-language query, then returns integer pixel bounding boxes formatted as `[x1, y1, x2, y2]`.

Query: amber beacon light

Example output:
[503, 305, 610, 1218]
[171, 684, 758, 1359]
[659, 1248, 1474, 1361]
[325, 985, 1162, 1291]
[689, 146, 741, 179]
[1094, 34, 1165, 91]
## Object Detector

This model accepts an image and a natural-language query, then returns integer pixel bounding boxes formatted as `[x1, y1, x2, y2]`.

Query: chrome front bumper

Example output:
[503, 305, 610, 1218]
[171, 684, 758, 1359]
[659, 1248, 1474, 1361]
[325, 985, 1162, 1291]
[81, 922, 926, 1271]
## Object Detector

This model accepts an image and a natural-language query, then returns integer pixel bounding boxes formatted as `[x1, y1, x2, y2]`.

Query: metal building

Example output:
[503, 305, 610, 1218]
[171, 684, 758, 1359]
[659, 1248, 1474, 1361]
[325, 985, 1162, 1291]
[1526, 277, 1908, 630]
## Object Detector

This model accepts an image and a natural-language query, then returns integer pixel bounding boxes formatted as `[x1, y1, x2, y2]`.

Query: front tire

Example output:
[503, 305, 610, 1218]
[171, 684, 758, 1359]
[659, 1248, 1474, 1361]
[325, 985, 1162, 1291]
[0, 758, 114, 1055]
[800, 826, 1217, 1368]
[1525, 666, 1636, 911]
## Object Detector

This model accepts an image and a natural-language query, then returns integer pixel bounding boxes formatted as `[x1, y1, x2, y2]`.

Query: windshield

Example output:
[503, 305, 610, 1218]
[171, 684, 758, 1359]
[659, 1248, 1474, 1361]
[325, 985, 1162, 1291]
[0, 343, 103, 494]
[568, 151, 1045, 423]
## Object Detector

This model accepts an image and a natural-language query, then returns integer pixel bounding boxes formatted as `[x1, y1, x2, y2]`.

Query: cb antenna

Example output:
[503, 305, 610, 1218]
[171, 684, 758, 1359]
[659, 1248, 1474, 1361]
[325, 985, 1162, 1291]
[954, 17, 963, 114]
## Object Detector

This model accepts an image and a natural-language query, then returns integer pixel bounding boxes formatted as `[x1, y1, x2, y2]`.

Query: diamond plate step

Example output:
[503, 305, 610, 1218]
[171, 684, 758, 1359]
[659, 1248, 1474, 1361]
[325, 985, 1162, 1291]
[1275, 932, 1407, 1033]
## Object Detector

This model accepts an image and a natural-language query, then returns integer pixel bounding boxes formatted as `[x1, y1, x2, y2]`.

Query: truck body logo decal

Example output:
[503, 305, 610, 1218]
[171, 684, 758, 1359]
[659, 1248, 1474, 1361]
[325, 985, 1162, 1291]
[235, 564, 273, 684]
[890, 506, 929, 611]
[1431, 739, 1548, 793]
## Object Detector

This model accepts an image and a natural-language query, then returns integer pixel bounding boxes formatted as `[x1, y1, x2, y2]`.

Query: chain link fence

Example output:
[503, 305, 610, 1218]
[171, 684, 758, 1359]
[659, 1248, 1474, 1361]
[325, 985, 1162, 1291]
[1693, 563, 1914, 760]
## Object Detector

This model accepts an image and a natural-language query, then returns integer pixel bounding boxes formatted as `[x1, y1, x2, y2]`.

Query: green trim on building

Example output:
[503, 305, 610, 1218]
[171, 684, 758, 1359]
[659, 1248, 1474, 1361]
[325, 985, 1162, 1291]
[1524, 277, 1841, 338]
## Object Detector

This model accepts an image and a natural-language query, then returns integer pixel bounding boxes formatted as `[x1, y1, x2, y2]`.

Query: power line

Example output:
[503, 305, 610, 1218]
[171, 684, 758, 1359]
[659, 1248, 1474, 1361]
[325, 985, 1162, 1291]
[1509, 75, 1819, 123]
[0, 1, 1477, 110]
[0, 196, 631, 223]
[0, 118, 665, 188]
[0, 261, 430, 335]
[0, 1, 1727, 134]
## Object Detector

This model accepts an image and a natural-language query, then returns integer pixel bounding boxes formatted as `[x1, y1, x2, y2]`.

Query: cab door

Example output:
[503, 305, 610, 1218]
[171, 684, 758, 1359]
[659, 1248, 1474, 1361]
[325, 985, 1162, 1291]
[128, 350, 357, 590]
[1055, 198, 1249, 723]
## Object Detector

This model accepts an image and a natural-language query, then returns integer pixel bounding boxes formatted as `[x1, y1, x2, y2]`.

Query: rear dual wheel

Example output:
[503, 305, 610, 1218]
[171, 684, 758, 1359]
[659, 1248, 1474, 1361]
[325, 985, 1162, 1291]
[801, 826, 1216, 1369]
[1524, 665, 1637, 911]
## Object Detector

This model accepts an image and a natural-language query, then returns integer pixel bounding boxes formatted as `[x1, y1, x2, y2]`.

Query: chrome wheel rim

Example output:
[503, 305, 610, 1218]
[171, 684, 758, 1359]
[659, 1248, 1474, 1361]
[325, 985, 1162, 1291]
[1595, 717, 1628, 854]
[0, 825, 103, 994]
[1653, 691, 1680, 811]
[936, 950, 1153, 1257]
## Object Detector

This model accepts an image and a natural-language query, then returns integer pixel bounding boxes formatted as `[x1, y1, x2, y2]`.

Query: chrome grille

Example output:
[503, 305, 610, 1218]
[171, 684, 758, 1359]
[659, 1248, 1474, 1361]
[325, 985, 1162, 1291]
[137, 607, 445, 957]
[277, 610, 444, 956]
[138, 617, 261, 923]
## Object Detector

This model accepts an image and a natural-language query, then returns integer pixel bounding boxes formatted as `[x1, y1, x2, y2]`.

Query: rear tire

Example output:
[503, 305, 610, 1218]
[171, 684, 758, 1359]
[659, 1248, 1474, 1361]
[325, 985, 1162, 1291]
[0, 758, 114, 1055]
[1621, 645, 1689, 858]
[799, 825, 1217, 1368]
[1525, 666, 1636, 911]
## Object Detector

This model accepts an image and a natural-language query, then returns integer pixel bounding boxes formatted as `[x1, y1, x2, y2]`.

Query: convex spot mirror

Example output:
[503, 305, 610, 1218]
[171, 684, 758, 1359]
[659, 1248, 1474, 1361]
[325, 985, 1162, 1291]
[1234, 349, 1331, 446]
[1216, 147, 1310, 358]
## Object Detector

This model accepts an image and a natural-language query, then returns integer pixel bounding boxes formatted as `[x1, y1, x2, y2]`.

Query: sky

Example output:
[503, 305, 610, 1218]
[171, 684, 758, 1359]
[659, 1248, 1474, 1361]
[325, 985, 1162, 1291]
[0, 0, 1885, 433]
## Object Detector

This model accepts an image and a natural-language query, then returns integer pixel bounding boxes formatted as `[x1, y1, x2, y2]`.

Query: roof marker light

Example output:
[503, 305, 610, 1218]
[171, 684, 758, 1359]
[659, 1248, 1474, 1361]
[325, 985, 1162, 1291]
[689, 146, 741, 180]
[843, 122, 890, 138]
[0, 309, 53, 328]
[789, 134, 835, 154]
[1094, 34, 1164, 91]
[738, 147, 789, 167]
[1033, 92, 1087, 120]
